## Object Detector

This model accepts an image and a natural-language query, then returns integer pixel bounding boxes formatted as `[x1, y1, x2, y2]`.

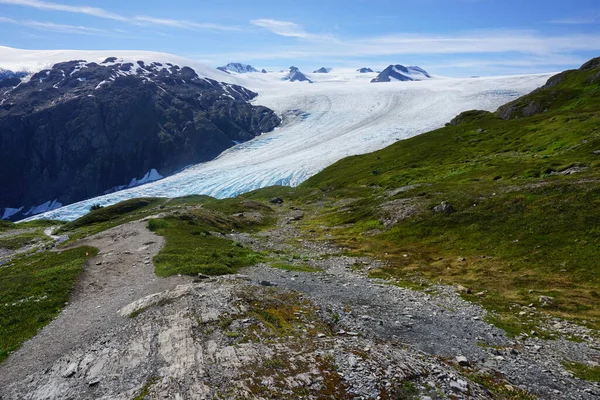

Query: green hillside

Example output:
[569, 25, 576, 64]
[248, 58, 600, 333]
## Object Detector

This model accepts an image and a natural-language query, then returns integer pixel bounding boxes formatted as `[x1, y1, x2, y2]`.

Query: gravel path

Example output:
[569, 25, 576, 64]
[0, 220, 190, 390]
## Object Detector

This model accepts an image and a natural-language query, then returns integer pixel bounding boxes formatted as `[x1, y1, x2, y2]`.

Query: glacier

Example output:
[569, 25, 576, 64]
[21, 71, 552, 222]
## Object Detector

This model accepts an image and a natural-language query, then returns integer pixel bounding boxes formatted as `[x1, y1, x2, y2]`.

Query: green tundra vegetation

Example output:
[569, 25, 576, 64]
[262, 57, 600, 332]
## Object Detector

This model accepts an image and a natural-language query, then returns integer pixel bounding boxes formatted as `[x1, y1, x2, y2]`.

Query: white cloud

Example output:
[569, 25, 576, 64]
[549, 11, 600, 25]
[134, 16, 241, 32]
[350, 30, 600, 56]
[0, 15, 119, 36]
[0, 0, 239, 32]
[0, 16, 18, 24]
[251, 19, 334, 41]
[549, 18, 598, 25]
[0, 0, 127, 21]
[24, 20, 106, 35]
[200, 29, 600, 61]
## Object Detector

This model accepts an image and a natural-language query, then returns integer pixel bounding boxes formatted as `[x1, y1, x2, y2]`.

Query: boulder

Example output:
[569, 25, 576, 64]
[433, 202, 456, 214]
[456, 285, 471, 294]
[538, 295, 555, 306]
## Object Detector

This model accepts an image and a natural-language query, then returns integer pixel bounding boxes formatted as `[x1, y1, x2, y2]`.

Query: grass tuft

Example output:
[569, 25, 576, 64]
[563, 361, 600, 382]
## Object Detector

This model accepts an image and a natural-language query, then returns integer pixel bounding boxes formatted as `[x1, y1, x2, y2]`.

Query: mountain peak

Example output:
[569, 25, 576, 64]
[217, 62, 258, 74]
[283, 66, 312, 83]
[371, 64, 431, 83]
[357, 67, 374, 73]
[313, 67, 331, 73]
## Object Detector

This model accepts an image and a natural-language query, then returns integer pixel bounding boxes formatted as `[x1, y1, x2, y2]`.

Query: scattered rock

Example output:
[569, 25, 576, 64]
[259, 280, 276, 286]
[449, 379, 468, 392]
[456, 356, 470, 367]
[61, 363, 78, 378]
[554, 166, 588, 176]
[433, 201, 455, 214]
[539, 295, 554, 306]
[88, 377, 101, 386]
[269, 197, 284, 205]
[456, 285, 471, 294]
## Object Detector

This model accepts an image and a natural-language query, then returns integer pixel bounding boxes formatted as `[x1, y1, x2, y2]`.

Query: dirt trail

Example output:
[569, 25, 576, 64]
[0, 220, 189, 387]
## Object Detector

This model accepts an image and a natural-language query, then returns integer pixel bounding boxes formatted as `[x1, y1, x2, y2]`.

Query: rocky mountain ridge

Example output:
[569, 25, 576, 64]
[0, 59, 280, 220]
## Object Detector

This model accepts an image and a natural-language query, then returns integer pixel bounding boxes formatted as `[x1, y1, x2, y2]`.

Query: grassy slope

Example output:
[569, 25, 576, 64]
[148, 198, 273, 277]
[268, 59, 600, 332]
[57, 198, 167, 241]
[0, 246, 97, 363]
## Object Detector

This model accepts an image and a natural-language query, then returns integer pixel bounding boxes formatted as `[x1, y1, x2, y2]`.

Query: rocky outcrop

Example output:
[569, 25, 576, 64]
[0, 59, 280, 219]
[313, 67, 331, 73]
[357, 67, 374, 73]
[0, 277, 493, 399]
[0, 69, 27, 88]
[282, 66, 312, 83]
[496, 57, 600, 120]
[447, 110, 492, 126]
[371, 65, 431, 83]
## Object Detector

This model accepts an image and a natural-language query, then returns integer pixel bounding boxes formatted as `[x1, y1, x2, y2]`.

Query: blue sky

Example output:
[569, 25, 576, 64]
[1, 0, 600, 76]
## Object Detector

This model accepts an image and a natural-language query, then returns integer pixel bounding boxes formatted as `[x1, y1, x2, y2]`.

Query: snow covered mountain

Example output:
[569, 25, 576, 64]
[282, 66, 312, 83]
[217, 62, 259, 74]
[0, 50, 280, 221]
[371, 65, 432, 82]
[357, 67, 374, 73]
[313, 67, 331, 73]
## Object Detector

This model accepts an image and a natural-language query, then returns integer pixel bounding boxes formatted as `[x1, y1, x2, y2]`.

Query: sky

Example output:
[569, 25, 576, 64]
[1, 0, 600, 76]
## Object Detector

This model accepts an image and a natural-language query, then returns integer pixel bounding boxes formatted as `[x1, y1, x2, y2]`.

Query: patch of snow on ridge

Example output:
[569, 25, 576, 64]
[24, 200, 62, 217]
[22, 72, 553, 222]
[2, 207, 23, 220]
[128, 169, 163, 188]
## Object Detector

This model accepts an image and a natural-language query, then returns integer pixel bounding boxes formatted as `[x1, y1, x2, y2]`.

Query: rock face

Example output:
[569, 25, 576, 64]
[0, 69, 27, 88]
[0, 278, 492, 399]
[0, 59, 280, 220]
[282, 66, 312, 83]
[371, 65, 431, 82]
[313, 67, 331, 73]
[217, 62, 258, 73]
[357, 67, 374, 73]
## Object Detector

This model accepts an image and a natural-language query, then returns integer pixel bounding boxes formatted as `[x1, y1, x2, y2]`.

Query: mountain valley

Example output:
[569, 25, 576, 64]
[1, 47, 600, 400]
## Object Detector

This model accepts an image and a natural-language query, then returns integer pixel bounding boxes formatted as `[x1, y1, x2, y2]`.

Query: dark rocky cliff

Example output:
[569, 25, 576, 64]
[0, 59, 280, 219]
